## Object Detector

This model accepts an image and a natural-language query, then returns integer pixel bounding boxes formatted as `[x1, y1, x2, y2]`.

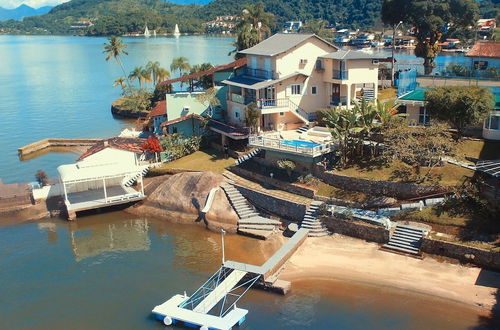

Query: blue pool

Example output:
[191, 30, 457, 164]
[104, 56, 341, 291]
[282, 140, 320, 148]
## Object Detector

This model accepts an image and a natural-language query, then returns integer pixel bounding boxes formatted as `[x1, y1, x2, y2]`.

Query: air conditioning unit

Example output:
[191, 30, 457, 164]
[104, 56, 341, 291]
[300, 59, 308, 65]
[372, 59, 380, 65]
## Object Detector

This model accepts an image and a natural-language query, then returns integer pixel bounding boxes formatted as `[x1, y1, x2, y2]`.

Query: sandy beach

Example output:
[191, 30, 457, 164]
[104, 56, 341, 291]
[279, 234, 500, 312]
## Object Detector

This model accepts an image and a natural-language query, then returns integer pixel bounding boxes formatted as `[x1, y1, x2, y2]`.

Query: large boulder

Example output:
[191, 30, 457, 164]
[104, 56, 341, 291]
[128, 171, 239, 232]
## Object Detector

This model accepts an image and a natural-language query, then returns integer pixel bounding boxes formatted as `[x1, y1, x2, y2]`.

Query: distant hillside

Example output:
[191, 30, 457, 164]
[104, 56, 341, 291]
[0, 0, 382, 35]
[0, 4, 53, 21]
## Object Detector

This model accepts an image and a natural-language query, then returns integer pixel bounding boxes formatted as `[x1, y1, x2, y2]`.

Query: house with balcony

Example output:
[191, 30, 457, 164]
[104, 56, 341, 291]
[222, 33, 386, 167]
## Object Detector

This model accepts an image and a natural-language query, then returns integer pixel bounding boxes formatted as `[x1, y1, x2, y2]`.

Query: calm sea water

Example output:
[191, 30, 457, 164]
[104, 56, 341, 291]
[0, 35, 468, 184]
[0, 212, 488, 329]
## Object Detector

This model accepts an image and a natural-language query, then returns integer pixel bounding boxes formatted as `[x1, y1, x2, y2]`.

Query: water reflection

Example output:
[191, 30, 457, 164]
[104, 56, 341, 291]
[66, 217, 151, 261]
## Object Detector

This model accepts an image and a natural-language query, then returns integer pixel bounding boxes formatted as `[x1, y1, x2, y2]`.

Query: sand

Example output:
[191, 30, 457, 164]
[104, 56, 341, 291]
[279, 234, 500, 312]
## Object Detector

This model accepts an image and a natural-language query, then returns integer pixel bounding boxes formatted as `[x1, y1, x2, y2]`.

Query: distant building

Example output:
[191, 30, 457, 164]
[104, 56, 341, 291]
[283, 21, 303, 33]
[465, 41, 500, 72]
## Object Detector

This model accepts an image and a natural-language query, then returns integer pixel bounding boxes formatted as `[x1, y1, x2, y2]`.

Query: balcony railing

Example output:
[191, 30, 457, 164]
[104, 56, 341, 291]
[257, 98, 289, 109]
[330, 96, 348, 106]
[332, 70, 349, 80]
[249, 135, 335, 157]
[245, 67, 276, 80]
[230, 93, 256, 105]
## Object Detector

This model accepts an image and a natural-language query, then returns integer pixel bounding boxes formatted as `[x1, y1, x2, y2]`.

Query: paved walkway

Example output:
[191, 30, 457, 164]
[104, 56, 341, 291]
[223, 170, 312, 205]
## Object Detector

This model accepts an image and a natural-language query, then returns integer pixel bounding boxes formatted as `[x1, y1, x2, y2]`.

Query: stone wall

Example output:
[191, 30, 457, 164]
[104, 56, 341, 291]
[313, 166, 450, 200]
[421, 237, 500, 271]
[321, 216, 390, 243]
[229, 166, 316, 199]
[235, 185, 307, 222]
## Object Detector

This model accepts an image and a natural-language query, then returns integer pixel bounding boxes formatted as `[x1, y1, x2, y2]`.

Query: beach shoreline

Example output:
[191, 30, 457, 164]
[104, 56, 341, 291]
[278, 234, 500, 313]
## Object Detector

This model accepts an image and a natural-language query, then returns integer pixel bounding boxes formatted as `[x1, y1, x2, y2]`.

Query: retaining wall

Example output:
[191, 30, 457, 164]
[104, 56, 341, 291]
[321, 216, 390, 244]
[235, 184, 307, 222]
[18, 138, 102, 157]
[313, 166, 450, 200]
[421, 237, 500, 271]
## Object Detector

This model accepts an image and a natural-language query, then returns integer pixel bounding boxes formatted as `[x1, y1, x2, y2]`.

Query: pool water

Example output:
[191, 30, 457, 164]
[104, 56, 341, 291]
[282, 140, 320, 148]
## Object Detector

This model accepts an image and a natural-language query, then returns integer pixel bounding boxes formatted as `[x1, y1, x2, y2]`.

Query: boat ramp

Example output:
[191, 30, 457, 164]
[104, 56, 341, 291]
[152, 228, 309, 329]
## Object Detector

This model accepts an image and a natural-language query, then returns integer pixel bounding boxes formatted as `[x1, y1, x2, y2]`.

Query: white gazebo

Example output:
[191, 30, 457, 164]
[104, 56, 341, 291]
[57, 161, 147, 219]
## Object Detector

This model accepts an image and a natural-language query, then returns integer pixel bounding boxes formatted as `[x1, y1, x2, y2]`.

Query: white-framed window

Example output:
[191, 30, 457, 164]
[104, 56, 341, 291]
[291, 84, 301, 95]
[311, 85, 317, 95]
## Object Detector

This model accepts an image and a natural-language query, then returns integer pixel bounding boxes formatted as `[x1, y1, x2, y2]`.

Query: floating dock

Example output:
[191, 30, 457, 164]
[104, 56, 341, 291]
[152, 228, 309, 329]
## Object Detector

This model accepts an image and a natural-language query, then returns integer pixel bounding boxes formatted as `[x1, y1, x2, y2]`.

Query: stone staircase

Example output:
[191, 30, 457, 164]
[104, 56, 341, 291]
[221, 183, 279, 239]
[235, 148, 261, 166]
[300, 201, 330, 237]
[123, 166, 149, 187]
[382, 224, 425, 255]
[295, 124, 309, 134]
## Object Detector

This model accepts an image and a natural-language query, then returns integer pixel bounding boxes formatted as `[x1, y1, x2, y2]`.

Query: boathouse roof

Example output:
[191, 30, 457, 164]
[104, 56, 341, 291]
[77, 137, 146, 161]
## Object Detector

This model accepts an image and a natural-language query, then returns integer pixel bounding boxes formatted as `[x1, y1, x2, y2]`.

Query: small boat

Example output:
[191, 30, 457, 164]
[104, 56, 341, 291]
[173, 24, 180, 37]
[144, 25, 150, 38]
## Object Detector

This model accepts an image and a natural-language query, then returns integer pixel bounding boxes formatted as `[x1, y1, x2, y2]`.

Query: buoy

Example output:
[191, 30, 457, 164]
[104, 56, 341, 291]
[200, 326, 208, 330]
[163, 316, 173, 325]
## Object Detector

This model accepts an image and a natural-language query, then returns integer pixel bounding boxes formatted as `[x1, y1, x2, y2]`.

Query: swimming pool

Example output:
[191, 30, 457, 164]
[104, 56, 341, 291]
[281, 140, 320, 148]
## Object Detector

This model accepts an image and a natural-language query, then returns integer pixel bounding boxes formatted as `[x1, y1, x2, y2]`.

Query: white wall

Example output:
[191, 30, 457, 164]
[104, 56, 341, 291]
[80, 148, 138, 166]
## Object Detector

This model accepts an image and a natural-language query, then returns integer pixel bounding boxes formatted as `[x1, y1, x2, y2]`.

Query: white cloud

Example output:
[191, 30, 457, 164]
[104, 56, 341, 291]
[1, 0, 70, 9]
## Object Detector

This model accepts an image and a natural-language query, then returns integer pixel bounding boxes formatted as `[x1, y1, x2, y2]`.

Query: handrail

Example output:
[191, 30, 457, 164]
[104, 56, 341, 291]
[245, 67, 275, 80]
[249, 135, 334, 156]
[288, 99, 310, 124]
[257, 98, 289, 109]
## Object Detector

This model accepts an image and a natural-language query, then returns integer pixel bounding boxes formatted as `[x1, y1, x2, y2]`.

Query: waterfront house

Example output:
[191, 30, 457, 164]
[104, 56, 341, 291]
[148, 100, 167, 134]
[465, 41, 500, 76]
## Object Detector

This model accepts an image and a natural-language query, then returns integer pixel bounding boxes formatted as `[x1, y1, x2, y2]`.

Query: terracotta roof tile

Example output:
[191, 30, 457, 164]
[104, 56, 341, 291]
[147, 100, 167, 118]
[466, 41, 500, 58]
[77, 137, 146, 161]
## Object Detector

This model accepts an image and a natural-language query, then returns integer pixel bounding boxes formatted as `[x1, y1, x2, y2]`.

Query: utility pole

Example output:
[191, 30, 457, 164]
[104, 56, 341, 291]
[391, 21, 403, 87]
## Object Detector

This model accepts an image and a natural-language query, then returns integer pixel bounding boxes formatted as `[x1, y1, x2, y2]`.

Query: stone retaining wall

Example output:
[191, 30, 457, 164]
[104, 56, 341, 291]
[18, 138, 102, 157]
[421, 237, 500, 271]
[314, 166, 450, 200]
[235, 185, 307, 222]
[321, 216, 390, 243]
[229, 166, 316, 199]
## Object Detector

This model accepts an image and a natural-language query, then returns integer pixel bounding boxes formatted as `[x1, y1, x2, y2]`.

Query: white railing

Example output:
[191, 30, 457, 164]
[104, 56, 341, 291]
[249, 135, 335, 157]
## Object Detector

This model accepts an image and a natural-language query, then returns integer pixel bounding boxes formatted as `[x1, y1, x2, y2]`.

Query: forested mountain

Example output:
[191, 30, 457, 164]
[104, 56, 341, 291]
[0, 0, 383, 35]
[0, 4, 53, 21]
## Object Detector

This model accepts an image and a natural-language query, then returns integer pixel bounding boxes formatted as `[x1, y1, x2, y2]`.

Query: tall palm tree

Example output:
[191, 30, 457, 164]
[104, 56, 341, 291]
[103, 36, 132, 94]
[129, 66, 145, 89]
[146, 61, 161, 84]
[141, 67, 153, 89]
[170, 57, 191, 77]
[238, 3, 274, 42]
[156, 67, 171, 84]
[113, 77, 127, 95]
[195, 87, 221, 117]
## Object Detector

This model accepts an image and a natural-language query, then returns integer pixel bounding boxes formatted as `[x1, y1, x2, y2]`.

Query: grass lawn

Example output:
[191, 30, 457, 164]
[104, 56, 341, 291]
[317, 182, 368, 203]
[392, 208, 468, 227]
[151, 148, 234, 174]
[377, 87, 397, 101]
[336, 161, 473, 186]
[456, 139, 500, 160]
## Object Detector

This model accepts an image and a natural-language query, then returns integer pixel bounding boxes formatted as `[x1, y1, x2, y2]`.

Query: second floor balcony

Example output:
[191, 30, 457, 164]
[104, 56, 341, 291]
[245, 67, 276, 80]
[332, 69, 349, 80]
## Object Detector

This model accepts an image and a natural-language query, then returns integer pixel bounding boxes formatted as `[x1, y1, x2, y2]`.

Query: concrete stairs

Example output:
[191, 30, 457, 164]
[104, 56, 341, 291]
[357, 88, 375, 102]
[123, 166, 149, 187]
[300, 201, 330, 237]
[235, 148, 261, 166]
[221, 183, 280, 239]
[382, 224, 425, 255]
[295, 124, 309, 134]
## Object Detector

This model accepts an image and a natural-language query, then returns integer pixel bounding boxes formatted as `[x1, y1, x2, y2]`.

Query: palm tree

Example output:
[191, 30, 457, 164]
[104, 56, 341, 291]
[156, 67, 171, 84]
[103, 36, 132, 94]
[129, 66, 145, 89]
[238, 3, 274, 42]
[113, 77, 127, 95]
[195, 87, 221, 117]
[146, 61, 161, 84]
[141, 67, 153, 89]
[170, 57, 191, 77]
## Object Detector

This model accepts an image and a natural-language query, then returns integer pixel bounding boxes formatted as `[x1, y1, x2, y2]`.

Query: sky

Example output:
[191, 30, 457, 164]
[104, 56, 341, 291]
[1, 0, 69, 9]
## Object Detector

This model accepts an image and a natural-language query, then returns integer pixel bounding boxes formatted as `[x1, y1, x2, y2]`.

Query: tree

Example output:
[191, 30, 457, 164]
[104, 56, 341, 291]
[245, 102, 260, 133]
[302, 19, 332, 40]
[113, 77, 128, 95]
[425, 86, 494, 136]
[376, 99, 400, 125]
[170, 56, 191, 77]
[156, 67, 171, 85]
[129, 66, 145, 89]
[195, 87, 221, 119]
[381, 0, 479, 74]
[141, 136, 163, 153]
[35, 170, 48, 186]
[276, 159, 296, 178]
[103, 36, 132, 94]
[146, 61, 161, 84]
[190, 63, 214, 90]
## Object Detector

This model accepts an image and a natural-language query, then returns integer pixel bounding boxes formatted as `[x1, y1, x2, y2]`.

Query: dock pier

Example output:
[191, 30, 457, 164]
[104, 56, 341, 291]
[18, 138, 102, 160]
[152, 228, 309, 329]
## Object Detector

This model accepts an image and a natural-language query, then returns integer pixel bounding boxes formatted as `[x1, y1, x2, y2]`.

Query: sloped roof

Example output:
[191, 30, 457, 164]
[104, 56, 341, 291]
[222, 72, 308, 90]
[320, 49, 389, 60]
[466, 41, 500, 58]
[160, 113, 204, 127]
[159, 58, 247, 86]
[398, 88, 426, 102]
[147, 100, 167, 118]
[239, 33, 337, 56]
[77, 137, 146, 161]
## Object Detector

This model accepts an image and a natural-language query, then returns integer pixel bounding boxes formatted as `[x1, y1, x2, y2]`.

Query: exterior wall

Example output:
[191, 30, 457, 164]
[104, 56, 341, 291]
[467, 56, 500, 71]
[321, 216, 390, 243]
[226, 100, 245, 126]
[345, 59, 379, 85]
[80, 148, 138, 166]
[483, 111, 500, 140]
[168, 117, 205, 137]
[406, 104, 421, 125]
[166, 86, 226, 122]
[153, 115, 167, 134]
[269, 111, 303, 130]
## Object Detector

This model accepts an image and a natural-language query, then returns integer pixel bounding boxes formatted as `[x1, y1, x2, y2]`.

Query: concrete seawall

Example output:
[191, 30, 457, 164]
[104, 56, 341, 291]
[18, 138, 102, 159]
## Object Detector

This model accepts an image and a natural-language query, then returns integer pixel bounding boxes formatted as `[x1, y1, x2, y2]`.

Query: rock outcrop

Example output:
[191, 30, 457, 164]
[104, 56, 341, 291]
[128, 171, 239, 232]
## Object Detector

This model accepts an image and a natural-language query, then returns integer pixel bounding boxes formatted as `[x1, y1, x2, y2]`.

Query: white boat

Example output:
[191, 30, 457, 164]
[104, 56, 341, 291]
[144, 25, 150, 38]
[173, 24, 180, 37]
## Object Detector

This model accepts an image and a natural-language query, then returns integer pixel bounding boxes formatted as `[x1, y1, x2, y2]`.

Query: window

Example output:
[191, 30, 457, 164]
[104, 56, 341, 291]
[291, 84, 301, 95]
[235, 111, 240, 118]
[487, 115, 499, 130]
[315, 59, 323, 70]
[311, 86, 317, 95]
[279, 112, 285, 116]
[418, 106, 430, 126]
[474, 61, 488, 70]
